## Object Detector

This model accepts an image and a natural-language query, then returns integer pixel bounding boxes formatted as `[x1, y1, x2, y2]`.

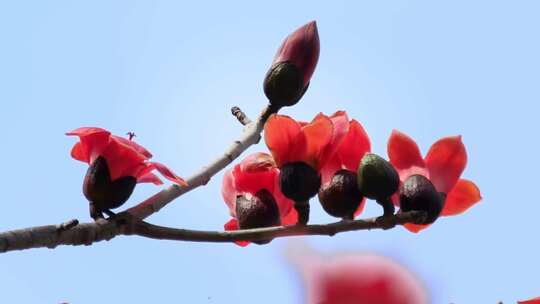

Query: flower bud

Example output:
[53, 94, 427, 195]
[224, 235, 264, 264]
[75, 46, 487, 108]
[357, 153, 399, 200]
[236, 189, 280, 245]
[279, 161, 321, 202]
[264, 21, 320, 108]
[318, 170, 363, 219]
[236, 189, 281, 229]
[83, 156, 137, 219]
[399, 175, 443, 224]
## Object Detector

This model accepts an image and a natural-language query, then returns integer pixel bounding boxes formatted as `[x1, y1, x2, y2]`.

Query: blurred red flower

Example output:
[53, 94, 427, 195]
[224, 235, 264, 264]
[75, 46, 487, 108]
[289, 245, 428, 304]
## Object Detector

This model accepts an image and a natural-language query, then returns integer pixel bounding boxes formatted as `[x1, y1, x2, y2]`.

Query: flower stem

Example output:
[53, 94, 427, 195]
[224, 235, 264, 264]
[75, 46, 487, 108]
[295, 200, 310, 225]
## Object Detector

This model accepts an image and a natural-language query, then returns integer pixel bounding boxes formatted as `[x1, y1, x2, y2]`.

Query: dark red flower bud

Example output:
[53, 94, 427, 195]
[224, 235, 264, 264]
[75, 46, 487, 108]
[318, 170, 363, 219]
[264, 21, 320, 108]
[236, 189, 280, 245]
[357, 153, 399, 200]
[399, 174, 443, 224]
[83, 156, 136, 219]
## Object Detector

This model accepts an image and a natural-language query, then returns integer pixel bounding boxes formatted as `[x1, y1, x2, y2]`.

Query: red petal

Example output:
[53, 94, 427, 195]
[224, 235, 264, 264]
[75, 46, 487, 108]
[299, 114, 334, 169]
[233, 165, 276, 195]
[66, 127, 111, 164]
[403, 223, 431, 233]
[137, 172, 163, 185]
[441, 179, 481, 216]
[147, 161, 187, 186]
[273, 172, 295, 217]
[319, 154, 343, 186]
[264, 114, 302, 167]
[113, 135, 153, 158]
[281, 208, 298, 226]
[224, 219, 250, 247]
[99, 136, 147, 180]
[338, 119, 371, 171]
[353, 198, 366, 218]
[319, 111, 350, 169]
[70, 142, 88, 163]
[221, 168, 237, 217]
[425, 136, 467, 193]
[387, 130, 425, 172]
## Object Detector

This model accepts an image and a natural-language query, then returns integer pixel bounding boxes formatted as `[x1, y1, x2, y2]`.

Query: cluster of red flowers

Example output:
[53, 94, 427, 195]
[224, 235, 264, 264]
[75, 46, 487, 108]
[220, 20, 481, 246]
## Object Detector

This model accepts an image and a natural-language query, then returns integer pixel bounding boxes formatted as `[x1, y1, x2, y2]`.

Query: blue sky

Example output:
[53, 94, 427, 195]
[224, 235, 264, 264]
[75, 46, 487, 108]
[0, 1, 538, 303]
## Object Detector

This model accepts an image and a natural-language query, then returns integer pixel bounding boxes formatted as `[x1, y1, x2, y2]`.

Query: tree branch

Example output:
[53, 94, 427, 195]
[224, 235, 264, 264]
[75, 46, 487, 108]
[127, 104, 278, 219]
[0, 211, 426, 253]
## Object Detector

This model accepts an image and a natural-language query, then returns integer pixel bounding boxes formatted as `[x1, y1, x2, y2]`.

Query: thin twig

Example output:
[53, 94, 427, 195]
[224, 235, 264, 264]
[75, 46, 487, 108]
[127, 104, 278, 219]
[0, 211, 426, 253]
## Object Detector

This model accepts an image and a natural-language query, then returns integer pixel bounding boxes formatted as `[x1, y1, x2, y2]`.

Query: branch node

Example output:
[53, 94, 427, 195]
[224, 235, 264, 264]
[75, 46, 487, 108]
[231, 106, 252, 125]
[56, 219, 79, 232]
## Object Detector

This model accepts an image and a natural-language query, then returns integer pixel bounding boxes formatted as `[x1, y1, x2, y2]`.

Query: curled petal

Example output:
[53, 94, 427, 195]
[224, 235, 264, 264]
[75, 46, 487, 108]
[441, 179, 481, 216]
[113, 135, 153, 158]
[264, 114, 302, 167]
[224, 219, 250, 247]
[147, 161, 187, 186]
[338, 119, 371, 171]
[425, 136, 467, 193]
[137, 172, 163, 185]
[299, 114, 334, 169]
[66, 127, 111, 164]
[388, 130, 425, 174]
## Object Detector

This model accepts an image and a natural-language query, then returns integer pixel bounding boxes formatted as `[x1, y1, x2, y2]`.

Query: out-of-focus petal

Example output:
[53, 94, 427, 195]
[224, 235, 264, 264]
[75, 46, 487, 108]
[300, 114, 334, 169]
[224, 219, 250, 247]
[273, 173, 295, 218]
[519, 297, 540, 304]
[233, 165, 276, 196]
[264, 114, 302, 167]
[425, 136, 467, 193]
[137, 172, 163, 185]
[388, 130, 425, 173]
[338, 119, 371, 171]
[441, 179, 481, 216]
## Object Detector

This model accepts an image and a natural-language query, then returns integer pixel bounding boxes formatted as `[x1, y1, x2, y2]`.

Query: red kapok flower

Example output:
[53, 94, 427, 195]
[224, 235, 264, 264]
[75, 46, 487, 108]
[289, 246, 428, 304]
[221, 152, 296, 246]
[264, 21, 320, 107]
[318, 111, 371, 218]
[67, 127, 186, 218]
[387, 130, 481, 233]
